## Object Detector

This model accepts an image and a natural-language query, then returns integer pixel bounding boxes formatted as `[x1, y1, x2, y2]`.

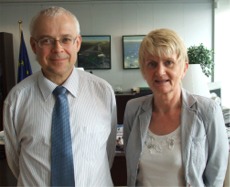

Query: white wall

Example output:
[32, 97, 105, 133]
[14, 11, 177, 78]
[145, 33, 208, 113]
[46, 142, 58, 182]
[214, 0, 230, 107]
[0, 1, 212, 92]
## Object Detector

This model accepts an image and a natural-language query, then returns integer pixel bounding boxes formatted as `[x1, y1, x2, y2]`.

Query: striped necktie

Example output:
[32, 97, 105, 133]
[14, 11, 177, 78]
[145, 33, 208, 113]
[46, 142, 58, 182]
[51, 86, 75, 186]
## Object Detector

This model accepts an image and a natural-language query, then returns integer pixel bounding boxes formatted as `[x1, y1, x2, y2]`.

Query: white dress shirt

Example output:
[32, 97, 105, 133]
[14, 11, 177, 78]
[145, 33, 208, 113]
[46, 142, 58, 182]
[3, 68, 117, 187]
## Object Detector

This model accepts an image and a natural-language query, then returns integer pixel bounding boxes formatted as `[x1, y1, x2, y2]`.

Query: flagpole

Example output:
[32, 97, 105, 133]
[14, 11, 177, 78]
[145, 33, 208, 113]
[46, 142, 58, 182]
[18, 20, 22, 36]
[17, 19, 32, 83]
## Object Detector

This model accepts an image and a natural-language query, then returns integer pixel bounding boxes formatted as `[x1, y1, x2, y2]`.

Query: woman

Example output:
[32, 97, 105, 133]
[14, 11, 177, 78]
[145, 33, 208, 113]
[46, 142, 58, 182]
[123, 28, 229, 187]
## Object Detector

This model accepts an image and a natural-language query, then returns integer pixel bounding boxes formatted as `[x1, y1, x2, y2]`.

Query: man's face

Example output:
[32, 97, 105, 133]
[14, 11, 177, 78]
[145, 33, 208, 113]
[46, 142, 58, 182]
[30, 14, 82, 83]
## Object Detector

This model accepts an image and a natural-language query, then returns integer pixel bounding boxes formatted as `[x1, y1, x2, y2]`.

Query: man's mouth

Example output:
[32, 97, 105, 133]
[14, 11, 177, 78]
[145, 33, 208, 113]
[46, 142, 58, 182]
[155, 79, 169, 84]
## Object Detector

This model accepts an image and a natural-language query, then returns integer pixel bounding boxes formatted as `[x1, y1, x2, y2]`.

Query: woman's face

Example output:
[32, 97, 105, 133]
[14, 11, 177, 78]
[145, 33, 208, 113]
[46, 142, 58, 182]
[142, 53, 188, 96]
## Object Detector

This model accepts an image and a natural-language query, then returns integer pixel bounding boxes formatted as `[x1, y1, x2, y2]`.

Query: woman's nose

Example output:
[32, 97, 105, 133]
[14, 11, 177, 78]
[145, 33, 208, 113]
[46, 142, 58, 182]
[155, 64, 166, 76]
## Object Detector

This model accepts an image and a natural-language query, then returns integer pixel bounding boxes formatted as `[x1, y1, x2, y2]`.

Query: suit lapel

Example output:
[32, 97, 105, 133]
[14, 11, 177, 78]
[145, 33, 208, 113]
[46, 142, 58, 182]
[181, 89, 197, 179]
[138, 96, 153, 150]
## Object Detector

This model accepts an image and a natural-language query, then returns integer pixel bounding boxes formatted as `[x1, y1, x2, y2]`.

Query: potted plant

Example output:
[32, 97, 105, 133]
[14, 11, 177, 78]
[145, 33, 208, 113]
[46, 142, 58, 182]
[182, 43, 214, 97]
[187, 43, 214, 77]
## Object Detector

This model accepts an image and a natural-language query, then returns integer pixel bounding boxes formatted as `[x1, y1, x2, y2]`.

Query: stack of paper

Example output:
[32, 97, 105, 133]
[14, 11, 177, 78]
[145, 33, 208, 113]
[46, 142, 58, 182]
[222, 106, 230, 127]
[0, 131, 4, 145]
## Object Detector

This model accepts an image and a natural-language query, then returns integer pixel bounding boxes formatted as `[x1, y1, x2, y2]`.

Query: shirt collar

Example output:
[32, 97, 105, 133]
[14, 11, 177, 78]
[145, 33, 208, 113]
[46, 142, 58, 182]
[61, 68, 79, 97]
[38, 68, 79, 101]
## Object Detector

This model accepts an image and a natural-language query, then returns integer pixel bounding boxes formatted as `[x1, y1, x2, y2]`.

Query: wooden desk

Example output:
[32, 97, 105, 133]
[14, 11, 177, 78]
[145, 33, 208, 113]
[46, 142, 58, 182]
[0, 145, 17, 186]
[116, 92, 152, 124]
[111, 152, 127, 186]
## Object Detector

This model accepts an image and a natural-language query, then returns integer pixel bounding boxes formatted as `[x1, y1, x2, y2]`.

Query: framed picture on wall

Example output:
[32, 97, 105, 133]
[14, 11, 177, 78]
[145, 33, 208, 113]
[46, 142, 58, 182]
[77, 35, 111, 70]
[122, 35, 145, 69]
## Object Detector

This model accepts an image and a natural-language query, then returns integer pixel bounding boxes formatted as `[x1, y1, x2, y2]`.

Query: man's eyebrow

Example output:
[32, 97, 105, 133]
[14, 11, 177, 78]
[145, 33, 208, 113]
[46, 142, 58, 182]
[37, 34, 73, 39]
[36, 35, 52, 39]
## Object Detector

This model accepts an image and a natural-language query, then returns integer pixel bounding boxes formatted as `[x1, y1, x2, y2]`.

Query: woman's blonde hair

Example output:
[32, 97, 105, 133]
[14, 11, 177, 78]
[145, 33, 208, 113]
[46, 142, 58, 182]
[139, 28, 188, 72]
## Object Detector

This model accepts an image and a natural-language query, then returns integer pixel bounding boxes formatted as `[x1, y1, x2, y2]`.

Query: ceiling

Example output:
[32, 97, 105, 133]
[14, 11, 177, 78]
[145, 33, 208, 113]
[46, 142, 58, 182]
[0, 0, 211, 3]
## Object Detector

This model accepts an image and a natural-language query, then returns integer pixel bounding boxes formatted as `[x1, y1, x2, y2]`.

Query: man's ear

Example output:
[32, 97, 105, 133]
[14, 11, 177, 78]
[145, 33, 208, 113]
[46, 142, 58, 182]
[30, 37, 37, 54]
[76, 35, 82, 53]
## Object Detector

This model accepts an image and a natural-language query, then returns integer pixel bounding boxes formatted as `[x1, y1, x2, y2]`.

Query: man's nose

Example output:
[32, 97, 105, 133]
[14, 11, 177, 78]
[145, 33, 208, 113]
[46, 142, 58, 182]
[52, 40, 64, 51]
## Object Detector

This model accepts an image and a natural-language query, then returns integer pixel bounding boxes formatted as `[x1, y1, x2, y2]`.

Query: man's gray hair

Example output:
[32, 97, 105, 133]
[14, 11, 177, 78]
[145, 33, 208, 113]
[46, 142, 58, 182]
[30, 6, 80, 36]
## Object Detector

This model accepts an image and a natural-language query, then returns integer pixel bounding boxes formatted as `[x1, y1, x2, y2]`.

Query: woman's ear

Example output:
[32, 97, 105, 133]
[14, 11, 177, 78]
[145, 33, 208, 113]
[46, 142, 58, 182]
[181, 62, 189, 79]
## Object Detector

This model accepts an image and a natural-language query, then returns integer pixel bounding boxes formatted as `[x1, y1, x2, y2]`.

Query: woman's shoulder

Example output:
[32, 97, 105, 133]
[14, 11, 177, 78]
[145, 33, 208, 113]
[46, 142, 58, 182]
[182, 89, 222, 117]
[126, 94, 153, 109]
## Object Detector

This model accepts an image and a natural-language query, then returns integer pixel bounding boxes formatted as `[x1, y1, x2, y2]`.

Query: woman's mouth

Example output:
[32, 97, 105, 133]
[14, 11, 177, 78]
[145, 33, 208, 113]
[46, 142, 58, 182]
[155, 79, 169, 84]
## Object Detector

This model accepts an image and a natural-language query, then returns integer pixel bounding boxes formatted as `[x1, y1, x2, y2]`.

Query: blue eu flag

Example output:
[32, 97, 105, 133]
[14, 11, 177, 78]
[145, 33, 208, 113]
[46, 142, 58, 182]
[17, 31, 32, 83]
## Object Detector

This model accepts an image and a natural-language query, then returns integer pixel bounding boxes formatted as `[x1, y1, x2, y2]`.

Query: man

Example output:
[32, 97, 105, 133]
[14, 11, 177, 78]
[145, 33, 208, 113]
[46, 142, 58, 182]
[3, 6, 117, 186]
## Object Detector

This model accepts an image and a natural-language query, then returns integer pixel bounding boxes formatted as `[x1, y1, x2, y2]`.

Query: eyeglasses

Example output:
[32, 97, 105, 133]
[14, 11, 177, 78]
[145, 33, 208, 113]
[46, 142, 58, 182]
[33, 36, 77, 49]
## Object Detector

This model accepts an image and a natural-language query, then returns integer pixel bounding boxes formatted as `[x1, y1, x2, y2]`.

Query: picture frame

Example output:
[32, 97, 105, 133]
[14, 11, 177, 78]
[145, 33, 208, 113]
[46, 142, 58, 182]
[122, 35, 145, 69]
[77, 35, 111, 70]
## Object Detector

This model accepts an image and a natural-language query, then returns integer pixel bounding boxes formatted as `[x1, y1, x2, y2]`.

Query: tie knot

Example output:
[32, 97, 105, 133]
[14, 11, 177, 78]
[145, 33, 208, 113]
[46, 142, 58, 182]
[53, 86, 67, 97]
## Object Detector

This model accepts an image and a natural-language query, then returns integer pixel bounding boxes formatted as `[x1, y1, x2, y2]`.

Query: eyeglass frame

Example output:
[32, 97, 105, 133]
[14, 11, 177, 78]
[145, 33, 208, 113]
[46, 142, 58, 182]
[32, 36, 78, 49]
